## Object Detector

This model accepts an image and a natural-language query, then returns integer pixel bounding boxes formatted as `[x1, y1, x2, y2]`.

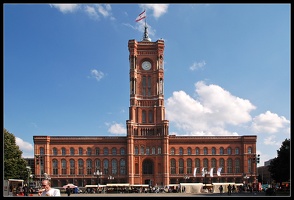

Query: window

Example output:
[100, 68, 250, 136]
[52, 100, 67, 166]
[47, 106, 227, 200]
[220, 147, 224, 155]
[187, 147, 192, 155]
[235, 159, 240, 173]
[203, 158, 208, 168]
[62, 147, 66, 156]
[70, 147, 75, 156]
[78, 159, 84, 175]
[195, 148, 200, 155]
[179, 159, 184, 174]
[142, 110, 146, 123]
[170, 159, 176, 174]
[235, 148, 239, 155]
[248, 147, 252, 154]
[86, 159, 92, 175]
[95, 148, 100, 155]
[146, 147, 150, 155]
[187, 158, 192, 174]
[148, 110, 153, 123]
[111, 159, 118, 175]
[142, 76, 146, 96]
[158, 147, 161, 155]
[120, 148, 125, 155]
[87, 147, 92, 156]
[52, 160, 58, 175]
[103, 159, 109, 175]
[179, 147, 183, 155]
[152, 147, 156, 155]
[79, 147, 83, 155]
[204, 147, 208, 155]
[53, 148, 58, 156]
[134, 146, 139, 155]
[61, 159, 67, 175]
[219, 158, 225, 173]
[211, 158, 216, 173]
[120, 159, 126, 175]
[95, 159, 101, 174]
[227, 147, 232, 155]
[171, 148, 175, 155]
[103, 147, 109, 155]
[227, 159, 233, 173]
[70, 159, 75, 175]
[212, 147, 216, 155]
[140, 146, 144, 155]
[112, 148, 117, 155]
[147, 76, 151, 96]
[195, 159, 200, 173]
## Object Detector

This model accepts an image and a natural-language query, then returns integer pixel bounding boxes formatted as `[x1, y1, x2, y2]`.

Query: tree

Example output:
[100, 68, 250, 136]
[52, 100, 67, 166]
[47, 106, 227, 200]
[267, 138, 290, 185]
[4, 128, 28, 180]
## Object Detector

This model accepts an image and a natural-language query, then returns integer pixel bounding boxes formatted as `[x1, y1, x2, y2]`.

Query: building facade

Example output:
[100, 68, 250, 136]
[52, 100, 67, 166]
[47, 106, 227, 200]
[33, 26, 257, 188]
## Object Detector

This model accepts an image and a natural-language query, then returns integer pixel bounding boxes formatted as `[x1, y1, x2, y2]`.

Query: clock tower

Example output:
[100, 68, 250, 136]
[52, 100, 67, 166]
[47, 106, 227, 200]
[127, 26, 170, 186]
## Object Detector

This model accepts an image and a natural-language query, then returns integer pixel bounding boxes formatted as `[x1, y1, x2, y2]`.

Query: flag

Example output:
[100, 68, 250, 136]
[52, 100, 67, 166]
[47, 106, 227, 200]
[201, 168, 205, 177]
[217, 167, 222, 176]
[193, 167, 197, 177]
[209, 168, 214, 177]
[136, 10, 146, 22]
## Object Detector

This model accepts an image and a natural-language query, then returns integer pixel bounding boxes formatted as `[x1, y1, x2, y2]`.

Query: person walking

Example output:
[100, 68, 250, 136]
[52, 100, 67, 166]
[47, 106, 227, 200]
[38, 179, 60, 196]
[219, 185, 223, 194]
[66, 186, 71, 196]
[227, 184, 232, 195]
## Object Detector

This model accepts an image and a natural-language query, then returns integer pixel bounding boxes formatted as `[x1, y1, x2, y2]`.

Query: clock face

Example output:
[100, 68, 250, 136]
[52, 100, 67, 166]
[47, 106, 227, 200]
[142, 61, 152, 70]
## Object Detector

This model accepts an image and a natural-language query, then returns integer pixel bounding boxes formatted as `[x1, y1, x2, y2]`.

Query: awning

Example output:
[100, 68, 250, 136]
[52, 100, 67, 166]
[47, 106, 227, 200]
[130, 184, 149, 187]
[85, 185, 98, 188]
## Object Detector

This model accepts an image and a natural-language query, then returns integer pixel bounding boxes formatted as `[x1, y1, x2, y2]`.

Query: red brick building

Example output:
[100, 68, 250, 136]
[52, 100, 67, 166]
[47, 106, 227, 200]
[33, 26, 257, 188]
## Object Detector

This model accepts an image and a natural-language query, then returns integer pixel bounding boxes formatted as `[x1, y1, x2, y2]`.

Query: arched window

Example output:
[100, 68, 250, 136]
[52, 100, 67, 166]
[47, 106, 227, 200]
[170, 159, 176, 174]
[70, 147, 75, 156]
[120, 148, 125, 155]
[227, 147, 232, 155]
[187, 158, 192, 174]
[235, 158, 240, 173]
[140, 146, 144, 155]
[134, 146, 139, 155]
[203, 147, 208, 155]
[87, 147, 92, 155]
[112, 148, 117, 155]
[120, 159, 126, 175]
[179, 159, 184, 174]
[227, 159, 233, 173]
[78, 159, 84, 175]
[142, 110, 146, 123]
[52, 159, 58, 175]
[146, 147, 150, 155]
[53, 148, 58, 156]
[62, 147, 66, 156]
[171, 148, 175, 155]
[151, 147, 156, 155]
[248, 147, 252, 154]
[187, 147, 192, 155]
[61, 159, 66, 175]
[211, 147, 216, 155]
[220, 147, 224, 155]
[195, 148, 200, 155]
[79, 147, 83, 155]
[235, 147, 239, 155]
[158, 147, 161, 154]
[179, 147, 183, 155]
[95, 148, 100, 155]
[195, 158, 200, 173]
[86, 159, 92, 175]
[103, 159, 109, 175]
[103, 147, 109, 155]
[148, 110, 153, 123]
[111, 159, 118, 175]
[70, 159, 75, 175]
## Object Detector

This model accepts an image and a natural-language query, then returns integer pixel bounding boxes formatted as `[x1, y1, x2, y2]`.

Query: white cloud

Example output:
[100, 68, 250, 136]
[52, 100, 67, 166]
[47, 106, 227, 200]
[141, 4, 169, 18]
[251, 110, 290, 134]
[84, 5, 99, 20]
[189, 61, 206, 71]
[50, 4, 80, 13]
[90, 69, 104, 81]
[16, 137, 34, 158]
[107, 123, 126, 134]
[166, 81, 256, 136]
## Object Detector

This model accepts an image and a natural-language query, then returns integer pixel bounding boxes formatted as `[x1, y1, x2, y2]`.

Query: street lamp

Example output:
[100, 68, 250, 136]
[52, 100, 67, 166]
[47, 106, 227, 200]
[108, 175, 114, 183]
[94, 170, 102, 185]
[183, 174, 190, 183]
[26, 166, 31, 185]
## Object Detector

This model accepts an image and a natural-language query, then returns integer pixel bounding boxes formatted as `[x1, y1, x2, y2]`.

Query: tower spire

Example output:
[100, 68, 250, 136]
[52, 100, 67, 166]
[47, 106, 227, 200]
[142, 12, 151, 42]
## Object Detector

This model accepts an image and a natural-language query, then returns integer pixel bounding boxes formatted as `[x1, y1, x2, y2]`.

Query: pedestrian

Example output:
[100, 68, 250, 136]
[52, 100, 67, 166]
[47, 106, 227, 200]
[23, 184, 28, 196]
[38, 179, 60, 196]
[66, 186, 71, 196]
[219, 185, 223, 194]
[227, 184, 232, 195]
[232, 185, 236, 193]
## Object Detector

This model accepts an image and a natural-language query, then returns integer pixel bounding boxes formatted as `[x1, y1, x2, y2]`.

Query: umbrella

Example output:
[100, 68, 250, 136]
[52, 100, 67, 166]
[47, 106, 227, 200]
[63, 183, 77, 189]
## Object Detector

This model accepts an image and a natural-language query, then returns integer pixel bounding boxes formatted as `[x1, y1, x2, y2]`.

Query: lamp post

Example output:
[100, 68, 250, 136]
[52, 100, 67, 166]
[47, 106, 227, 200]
[108, 175, 114, 183]
[94, 170, 102, 185]
[183, 174, 190, 183]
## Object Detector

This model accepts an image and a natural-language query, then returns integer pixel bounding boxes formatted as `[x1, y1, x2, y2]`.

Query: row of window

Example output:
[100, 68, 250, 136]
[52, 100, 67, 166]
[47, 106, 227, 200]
[49, 157, 254, 176]
[40, 146, 254, 156]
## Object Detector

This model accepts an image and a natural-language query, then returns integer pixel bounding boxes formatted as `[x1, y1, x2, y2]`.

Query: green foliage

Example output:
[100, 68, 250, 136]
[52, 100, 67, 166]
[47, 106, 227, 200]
[4, 128, 28, 180]
[267, 138, 290, 184]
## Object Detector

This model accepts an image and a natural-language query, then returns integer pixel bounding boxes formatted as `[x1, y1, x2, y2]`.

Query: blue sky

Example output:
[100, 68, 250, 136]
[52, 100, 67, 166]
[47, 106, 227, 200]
[4, 4, 290, 167]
